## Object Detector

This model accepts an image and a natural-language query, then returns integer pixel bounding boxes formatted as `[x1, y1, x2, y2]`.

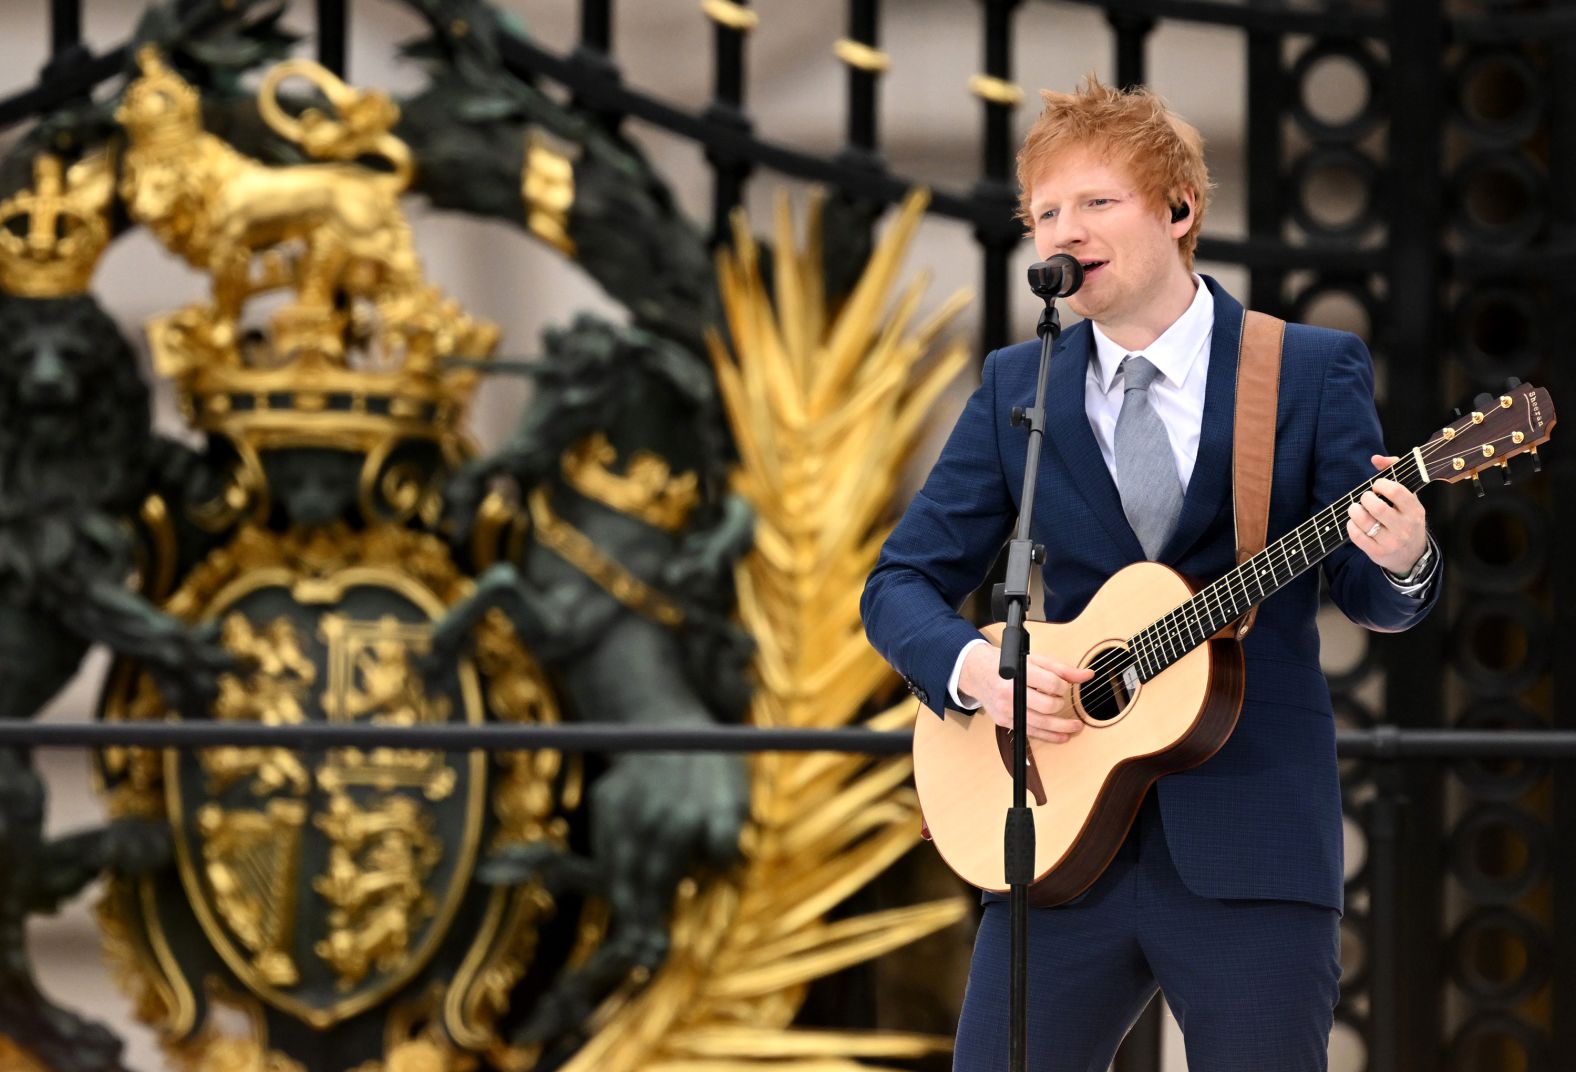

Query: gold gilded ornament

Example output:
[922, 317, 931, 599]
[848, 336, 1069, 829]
[317, 614, 457, 801]
[523, 133, 575, 257]
[117, 47, 498, 458]
[345, 1033, 475, 1072]
[189, 1038, 307, 1072]
[701, 0, 760, 31]
[527, 487, 686, 626]
[102, 525, 566, 1061]
[968, 73, 1026, 107]
[560, 432, 701, 533]
[0, 150, 113, 297]
[445, 610, 567, 1056]
[145, 525, 497, 1029]
[96, 875, 196, 1035]
[151, 978, 306, 1072]
[197, 799, 310, 987]
[86, 32, 972, 1072]
[203, 615, 316, 798]
[834, 39, 891, 73]
[313, 791, 442, 991]
[87, 41, 606, 1071]
[256, 59, 408, 170]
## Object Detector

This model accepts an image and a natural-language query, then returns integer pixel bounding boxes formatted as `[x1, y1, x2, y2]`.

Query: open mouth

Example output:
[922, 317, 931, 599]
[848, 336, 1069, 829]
[1079, 260, 1108, 279]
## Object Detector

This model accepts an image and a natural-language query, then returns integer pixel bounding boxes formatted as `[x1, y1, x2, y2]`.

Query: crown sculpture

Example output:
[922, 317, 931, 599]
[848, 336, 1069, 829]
[0, 151, 114, 297]
[117, 46, 498, 457]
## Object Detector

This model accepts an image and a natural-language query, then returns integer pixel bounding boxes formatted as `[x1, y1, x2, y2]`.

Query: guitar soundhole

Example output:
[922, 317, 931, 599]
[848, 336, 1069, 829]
[1075, 644, 1139, 726]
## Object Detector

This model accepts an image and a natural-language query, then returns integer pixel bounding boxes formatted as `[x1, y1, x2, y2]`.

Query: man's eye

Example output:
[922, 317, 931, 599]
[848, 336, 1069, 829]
[1089, 198, 1111, 207]
[1039, 209, 1057, 220]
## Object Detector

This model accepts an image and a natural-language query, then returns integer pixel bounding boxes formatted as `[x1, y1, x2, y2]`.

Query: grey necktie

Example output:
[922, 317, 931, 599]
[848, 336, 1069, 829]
[1115, 355, 1184, 559]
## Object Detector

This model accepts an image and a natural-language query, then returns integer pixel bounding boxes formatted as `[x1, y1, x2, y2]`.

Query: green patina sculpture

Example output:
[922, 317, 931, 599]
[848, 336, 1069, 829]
[0, 295, 238, 719]
[0, 1, 889, 1068]
[0, 747, 169, 1072]
[0, 293, 235, 1072]
[432, 315, 755, 1053]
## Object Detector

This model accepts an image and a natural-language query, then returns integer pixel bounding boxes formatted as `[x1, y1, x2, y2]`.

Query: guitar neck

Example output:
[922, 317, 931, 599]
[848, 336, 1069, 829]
[1129, 450, 1430, 680]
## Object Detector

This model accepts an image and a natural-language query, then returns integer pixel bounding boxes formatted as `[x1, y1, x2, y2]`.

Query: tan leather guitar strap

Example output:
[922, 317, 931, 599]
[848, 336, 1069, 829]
[1231, 310, 1285, 640]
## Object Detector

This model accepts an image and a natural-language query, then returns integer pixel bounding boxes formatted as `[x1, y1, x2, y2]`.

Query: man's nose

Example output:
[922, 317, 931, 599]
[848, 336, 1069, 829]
[1051, 213, 1087, 248]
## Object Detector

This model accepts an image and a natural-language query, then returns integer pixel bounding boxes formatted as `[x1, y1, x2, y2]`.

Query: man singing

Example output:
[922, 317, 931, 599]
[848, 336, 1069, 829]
[861, 78, 1440, 1071]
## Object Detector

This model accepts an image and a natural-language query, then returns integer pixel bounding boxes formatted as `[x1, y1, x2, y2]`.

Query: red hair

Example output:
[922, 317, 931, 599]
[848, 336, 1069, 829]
[1016, 77, 1212, 269]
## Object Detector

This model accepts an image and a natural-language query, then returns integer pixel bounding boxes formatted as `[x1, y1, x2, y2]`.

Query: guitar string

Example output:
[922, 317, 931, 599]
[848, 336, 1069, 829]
[1144, 424, 1528, 661]
[1142, 450, 1431, 656]
[1139, 428, 1512, 662]
[1064, 461, 1417, 715]
[1066, 452, 1430, 714]
[1131, 478, 1402, 679]
[1101, 449, 1432, 708]
[1128, 432, 1494, 684]
[1119, 428, 1523, 686]
[1057, 423, 1530, 717]
[1027, 421, 1528, 715]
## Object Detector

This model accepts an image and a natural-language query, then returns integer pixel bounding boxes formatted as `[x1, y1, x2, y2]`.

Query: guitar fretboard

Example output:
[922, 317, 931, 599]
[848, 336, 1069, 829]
[1129, 452, 1428, 680]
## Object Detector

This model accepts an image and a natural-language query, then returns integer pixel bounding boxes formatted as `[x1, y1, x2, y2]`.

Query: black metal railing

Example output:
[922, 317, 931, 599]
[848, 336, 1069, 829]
[7, 719, 1576, 761]
[4, 715, 1575, 1072]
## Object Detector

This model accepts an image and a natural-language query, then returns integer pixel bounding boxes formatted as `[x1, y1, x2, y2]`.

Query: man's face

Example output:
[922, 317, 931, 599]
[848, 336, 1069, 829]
[1027, 148, 1190, 329]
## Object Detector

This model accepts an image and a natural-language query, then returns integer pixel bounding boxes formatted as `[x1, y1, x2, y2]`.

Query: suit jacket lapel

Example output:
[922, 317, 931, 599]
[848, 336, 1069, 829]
[1159, 277, 1243, 562]
[1043, 321, 1146, 558]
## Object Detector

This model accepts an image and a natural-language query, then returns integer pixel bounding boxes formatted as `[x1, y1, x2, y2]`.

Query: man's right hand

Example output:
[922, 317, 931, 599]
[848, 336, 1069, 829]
[957, 640, 1094, 744]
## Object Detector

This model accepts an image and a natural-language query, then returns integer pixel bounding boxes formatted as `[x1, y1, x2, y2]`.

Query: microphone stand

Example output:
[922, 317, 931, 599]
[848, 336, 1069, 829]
[997, 290, 1062, 1072]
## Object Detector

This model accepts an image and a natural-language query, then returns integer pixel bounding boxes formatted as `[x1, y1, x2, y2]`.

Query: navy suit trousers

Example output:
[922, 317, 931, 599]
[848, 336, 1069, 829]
[954, 794, 1341, 1072]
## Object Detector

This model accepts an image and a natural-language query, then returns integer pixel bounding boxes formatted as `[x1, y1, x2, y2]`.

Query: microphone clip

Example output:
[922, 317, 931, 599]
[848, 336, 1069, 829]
[1036, 302, 1061, 342]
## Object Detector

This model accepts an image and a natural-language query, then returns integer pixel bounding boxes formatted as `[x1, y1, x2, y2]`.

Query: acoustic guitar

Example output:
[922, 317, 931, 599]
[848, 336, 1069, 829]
[913, 382, 1556, 905]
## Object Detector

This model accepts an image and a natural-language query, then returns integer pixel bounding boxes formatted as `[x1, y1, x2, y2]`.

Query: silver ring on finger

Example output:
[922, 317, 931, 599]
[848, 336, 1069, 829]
[1366, 521, 1381, 538]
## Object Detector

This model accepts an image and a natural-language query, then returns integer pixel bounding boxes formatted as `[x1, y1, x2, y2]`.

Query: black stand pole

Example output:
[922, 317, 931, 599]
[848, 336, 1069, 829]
[998, 296, 1062, 1072]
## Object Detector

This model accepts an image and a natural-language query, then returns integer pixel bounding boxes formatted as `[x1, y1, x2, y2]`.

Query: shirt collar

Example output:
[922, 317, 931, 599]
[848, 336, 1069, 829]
[1090, 275, 1214, 393]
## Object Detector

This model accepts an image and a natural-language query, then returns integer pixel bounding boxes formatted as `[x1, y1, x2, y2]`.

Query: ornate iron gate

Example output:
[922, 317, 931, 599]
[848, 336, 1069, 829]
[2, 3, 1569, 1071]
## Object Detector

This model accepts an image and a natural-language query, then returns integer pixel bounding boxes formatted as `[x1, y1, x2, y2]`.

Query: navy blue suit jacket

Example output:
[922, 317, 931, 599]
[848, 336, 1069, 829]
[861, 277, 1439, 912]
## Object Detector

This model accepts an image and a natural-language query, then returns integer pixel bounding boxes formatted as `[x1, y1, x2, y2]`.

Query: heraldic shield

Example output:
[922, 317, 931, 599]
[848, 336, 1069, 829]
[167, 547, 484, 1026]
[96, 523, 569, 1049]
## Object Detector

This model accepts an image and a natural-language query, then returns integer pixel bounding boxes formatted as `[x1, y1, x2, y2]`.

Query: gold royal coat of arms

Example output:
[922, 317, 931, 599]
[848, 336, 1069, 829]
[0, 21, 976, 1072]
[92, 48, 574, 1069]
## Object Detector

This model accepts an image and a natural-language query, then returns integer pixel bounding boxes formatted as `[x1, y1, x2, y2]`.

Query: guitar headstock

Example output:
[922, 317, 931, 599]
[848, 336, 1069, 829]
[1421, 383, 1556, 484]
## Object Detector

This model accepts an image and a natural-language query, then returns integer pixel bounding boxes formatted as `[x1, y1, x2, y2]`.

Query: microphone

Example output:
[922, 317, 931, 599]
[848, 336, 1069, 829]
[1027, 254, 1084, 299]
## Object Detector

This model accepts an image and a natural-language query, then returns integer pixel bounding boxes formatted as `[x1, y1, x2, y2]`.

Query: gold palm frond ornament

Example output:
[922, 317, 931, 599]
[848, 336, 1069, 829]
[557, 189, 973, 1072]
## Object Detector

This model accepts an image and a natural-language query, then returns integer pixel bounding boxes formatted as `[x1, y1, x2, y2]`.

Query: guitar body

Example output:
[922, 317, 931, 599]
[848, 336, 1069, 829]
[912, 561, 1245, 905]
[908, 383, 1554, 905]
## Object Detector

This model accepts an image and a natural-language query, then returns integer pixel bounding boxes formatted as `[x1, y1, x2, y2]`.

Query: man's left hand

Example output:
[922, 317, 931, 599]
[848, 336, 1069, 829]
[1347, 454, 1428, 575]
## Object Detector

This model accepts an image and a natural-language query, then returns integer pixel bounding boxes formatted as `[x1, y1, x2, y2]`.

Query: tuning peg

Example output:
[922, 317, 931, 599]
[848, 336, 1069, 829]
[1473, 392, 1496, 411]
[1503, 376, 1523, 389]
[1472, 474, 1485, 497]
[1499, 460, 1512, 486]
[1531, 447, 1542, 473]
[1452, 407, 1464, 419]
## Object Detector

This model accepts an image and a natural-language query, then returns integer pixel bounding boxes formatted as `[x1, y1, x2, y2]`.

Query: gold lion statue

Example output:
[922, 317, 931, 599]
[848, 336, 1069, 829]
[116, 47, 424, 357]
